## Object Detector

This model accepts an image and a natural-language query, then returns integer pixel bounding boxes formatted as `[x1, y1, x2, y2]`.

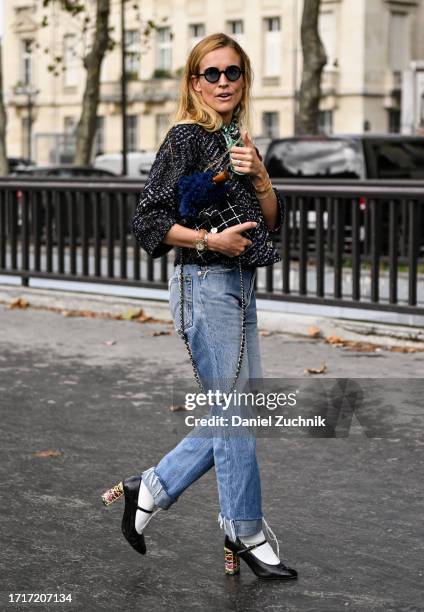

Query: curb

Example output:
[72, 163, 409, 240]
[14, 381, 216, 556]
[1, 284, 424, 350]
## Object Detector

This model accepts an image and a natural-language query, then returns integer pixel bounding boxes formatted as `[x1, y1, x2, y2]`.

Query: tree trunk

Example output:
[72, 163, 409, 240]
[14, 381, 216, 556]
[295, 0, 327, 136]
[0, 41, 9, 175]
[74, 0, 110, 165]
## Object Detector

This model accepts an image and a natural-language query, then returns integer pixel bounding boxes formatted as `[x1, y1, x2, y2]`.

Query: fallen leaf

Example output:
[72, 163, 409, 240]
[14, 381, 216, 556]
[169, 404, 187, 412]
[391, 346, 418, 353]
[308, 326, 321, 338]
[325, 335, 345, 346]
[152, 330, 171, 337]
[104, 340, 116, 346]
[135, 313, 154, 323]
[259, 330, 273, 337]
[34, 449, 63, 458]
[325, 336, 380, 352]
[61, 309, 89, 317]
[304, 363, 327, 375]
[80, 310, 97, 318]
[117, 308, 165, 323]
[323, 334, 424, 354]
[8, 297, 29, 309]
[345, 342, 379, 352]
[121, 308, 145, 321]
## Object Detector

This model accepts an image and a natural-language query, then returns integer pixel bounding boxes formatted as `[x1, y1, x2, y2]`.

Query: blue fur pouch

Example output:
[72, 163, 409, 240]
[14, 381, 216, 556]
[177, 170, 229, 220]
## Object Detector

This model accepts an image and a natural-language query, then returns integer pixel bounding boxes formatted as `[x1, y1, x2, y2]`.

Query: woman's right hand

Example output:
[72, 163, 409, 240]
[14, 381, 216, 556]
[207, 221, 257, 257]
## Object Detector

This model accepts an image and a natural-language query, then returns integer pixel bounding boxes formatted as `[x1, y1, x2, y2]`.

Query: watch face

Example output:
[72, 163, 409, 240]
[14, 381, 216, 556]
[196, 242, 206, 251]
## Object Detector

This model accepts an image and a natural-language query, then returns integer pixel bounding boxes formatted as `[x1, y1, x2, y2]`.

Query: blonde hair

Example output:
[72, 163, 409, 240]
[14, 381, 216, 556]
[172, 33, 253, 133]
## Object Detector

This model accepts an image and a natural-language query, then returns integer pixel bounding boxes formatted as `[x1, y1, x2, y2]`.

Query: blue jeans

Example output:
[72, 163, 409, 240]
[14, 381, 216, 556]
[142, 263, 264, 538]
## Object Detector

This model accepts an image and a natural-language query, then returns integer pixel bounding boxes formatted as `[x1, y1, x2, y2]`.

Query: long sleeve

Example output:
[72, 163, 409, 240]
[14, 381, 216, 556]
[271, 187, 285, 233]
[132, 124, 199, 258]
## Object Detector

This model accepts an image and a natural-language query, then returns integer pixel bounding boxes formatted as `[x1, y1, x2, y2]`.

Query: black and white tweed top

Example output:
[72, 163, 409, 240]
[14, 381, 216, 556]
[132, 120, 284, 268]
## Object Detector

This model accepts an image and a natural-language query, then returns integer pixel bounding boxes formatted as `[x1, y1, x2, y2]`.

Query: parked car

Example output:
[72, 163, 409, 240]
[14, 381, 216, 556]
[264, 135, 424, 255]
[11, 164, 118, 178]
[94, 151, 156, 178]
[253, 136, 272, 160]
[7, 156, 35, 172]
[264, 134, 424, 180]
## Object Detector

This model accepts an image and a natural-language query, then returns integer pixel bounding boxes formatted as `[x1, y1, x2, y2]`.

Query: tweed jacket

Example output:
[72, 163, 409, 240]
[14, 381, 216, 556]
[132, 121, 284, 267]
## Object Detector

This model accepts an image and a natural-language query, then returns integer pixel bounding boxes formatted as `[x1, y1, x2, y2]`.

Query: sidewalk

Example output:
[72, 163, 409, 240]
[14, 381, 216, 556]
[0, 297, 423, 611]
[1, 283, 424, 350]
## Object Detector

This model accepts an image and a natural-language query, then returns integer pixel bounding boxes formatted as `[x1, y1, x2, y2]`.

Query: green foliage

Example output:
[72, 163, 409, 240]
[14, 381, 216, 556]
[42, 0, 85, 16]
[126, 70, 139, 81]
[152, 68, 172, 79]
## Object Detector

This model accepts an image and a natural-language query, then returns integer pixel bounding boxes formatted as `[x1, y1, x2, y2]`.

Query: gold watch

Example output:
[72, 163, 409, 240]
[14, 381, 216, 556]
[194, 229, 208, 253]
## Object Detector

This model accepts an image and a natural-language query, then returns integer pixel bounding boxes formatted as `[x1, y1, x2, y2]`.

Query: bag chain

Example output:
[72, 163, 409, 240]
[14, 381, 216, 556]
[178, 246, 246, 394]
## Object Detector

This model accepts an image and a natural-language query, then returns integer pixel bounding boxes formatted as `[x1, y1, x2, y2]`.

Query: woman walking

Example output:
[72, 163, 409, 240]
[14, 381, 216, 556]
[102, 33, 297, 581]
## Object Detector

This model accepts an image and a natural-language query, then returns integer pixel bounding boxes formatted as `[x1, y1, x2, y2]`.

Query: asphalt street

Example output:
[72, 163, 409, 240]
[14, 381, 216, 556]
[0, 299, 423, 612]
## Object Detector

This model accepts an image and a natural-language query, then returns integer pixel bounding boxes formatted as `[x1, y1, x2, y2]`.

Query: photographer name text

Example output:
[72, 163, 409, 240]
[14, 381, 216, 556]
[185, 415, 326, 428]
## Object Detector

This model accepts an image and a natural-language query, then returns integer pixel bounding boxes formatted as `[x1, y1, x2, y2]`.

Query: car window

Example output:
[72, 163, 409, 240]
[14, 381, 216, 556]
[368, 141, 424, 179]
[265, 139, 364, 179]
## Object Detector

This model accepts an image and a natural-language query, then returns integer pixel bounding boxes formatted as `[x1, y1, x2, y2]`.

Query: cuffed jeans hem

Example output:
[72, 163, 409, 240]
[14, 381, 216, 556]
[141, 466, 174, 510]
[218, 513, 263, 539]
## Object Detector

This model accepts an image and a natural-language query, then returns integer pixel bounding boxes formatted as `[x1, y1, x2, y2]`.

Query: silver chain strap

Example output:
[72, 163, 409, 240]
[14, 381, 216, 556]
[178, 247, 246, 394]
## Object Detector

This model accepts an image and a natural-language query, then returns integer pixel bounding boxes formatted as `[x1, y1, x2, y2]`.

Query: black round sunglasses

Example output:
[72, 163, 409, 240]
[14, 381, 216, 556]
[196, 65, 244, 84]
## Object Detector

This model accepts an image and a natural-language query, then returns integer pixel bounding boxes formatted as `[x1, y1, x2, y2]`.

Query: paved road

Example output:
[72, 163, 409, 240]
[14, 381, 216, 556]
[0, 303, 423, 611]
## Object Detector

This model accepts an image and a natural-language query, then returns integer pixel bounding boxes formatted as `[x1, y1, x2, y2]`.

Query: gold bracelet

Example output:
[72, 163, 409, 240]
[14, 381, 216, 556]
[256, 185, 273, 196]
[256, 185, 274, 199]
[254, 180, 273, 194]
[253, 173, 272, 191]
[194, 228, 200, 248]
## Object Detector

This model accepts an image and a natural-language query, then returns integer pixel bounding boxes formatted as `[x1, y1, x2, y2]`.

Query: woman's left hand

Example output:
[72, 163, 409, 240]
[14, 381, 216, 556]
[230, 131, 266, 178]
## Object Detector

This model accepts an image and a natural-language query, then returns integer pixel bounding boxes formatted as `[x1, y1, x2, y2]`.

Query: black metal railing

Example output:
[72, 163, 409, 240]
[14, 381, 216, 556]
[0, 177, 423, 314]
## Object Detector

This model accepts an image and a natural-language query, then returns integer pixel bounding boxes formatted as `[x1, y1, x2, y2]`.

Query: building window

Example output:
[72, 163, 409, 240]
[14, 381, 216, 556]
[318, 110, 333, 135]
[21, 39, 33, 85]
[388, 109, 401, 133]
[389, 12, 410, 72]
[64, 116, 77, 135]
[63, 117, 77, 159]
[263, 17, 281, 77]
[126, 115, 138, 152]
[64, 35, 78, 87]
[155, 113, 170, 146]
[125, 29, 141, 78]
[262, 112, 279, 138]
[226, 20, 244, 47]
[319, 10, 337, 69]
[189, 23, 205, 49]
[156, 27, 172, 71]
[94, 116, 105, 156]
[227, 20, 244, 35]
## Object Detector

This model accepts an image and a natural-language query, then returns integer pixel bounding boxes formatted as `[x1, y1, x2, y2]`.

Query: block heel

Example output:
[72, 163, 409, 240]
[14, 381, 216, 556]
[224, 546, 240, 575]
[101, 481, 124, 506]
[224, 535, 298, 581]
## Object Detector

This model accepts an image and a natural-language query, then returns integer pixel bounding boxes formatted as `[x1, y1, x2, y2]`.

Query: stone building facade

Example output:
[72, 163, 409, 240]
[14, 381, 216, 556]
[3, 0, 424, 164]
